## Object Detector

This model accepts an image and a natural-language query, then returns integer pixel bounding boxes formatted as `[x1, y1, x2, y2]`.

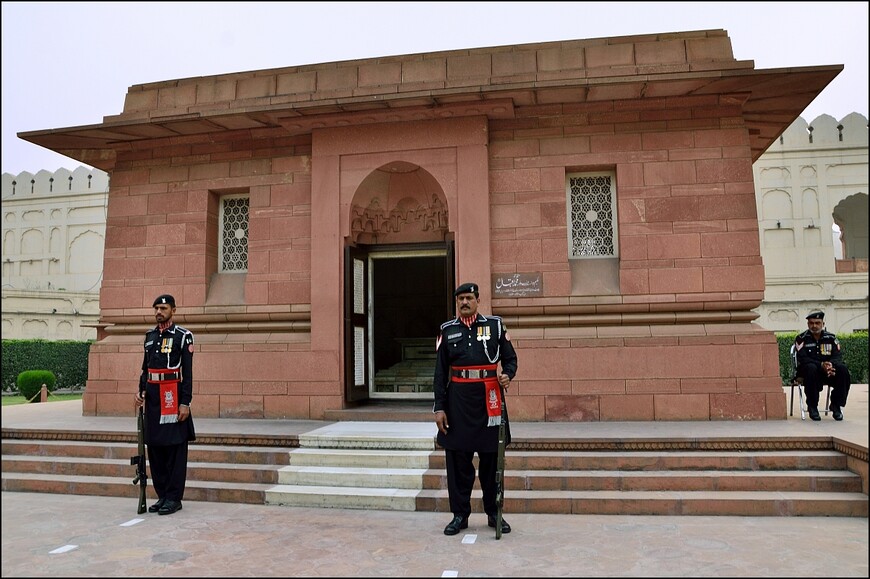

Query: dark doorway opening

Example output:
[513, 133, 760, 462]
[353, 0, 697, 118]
[371, 254, 450, 398]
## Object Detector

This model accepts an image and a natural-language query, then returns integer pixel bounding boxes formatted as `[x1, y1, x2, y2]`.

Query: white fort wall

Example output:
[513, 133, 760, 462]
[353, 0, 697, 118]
[752, 112, 868, 333]
[1, 166, 109, 340]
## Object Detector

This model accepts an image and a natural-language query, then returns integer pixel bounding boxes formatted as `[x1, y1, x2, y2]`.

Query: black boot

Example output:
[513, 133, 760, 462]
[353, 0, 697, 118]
[443, 515, 468, 535]
[148, 498, 166, 513]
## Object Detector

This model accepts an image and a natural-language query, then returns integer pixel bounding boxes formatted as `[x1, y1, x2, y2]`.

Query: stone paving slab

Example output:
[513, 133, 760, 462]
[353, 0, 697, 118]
[2, 385, 867, 576]
[1, 492, 867, 577]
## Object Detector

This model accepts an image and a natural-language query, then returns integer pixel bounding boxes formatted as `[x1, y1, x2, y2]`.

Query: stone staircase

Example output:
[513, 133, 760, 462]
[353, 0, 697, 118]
[266, 427, 868, 516]
[2, 428, 867, 517]
[372, 339, 435, 394]
[373, 359, 435, 394]
[265, 423, 435, 510]
[1, 438, 292, 505]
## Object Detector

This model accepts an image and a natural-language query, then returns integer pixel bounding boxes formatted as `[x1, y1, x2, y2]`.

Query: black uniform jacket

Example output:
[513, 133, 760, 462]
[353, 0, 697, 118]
[139, 323, 196, 446]
[794, 329, 845, 368]
[433, 313, 518, 452]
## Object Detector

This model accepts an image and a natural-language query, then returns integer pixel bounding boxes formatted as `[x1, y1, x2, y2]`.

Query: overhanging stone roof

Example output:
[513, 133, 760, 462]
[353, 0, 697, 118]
[19, 29, 842, 171]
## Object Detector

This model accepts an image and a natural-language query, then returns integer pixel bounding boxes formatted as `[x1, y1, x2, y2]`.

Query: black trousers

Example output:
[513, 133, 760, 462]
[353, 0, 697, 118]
[445, 449, 498, 519]
[798, 362, 851, 409]
[147, 442, 189, 502]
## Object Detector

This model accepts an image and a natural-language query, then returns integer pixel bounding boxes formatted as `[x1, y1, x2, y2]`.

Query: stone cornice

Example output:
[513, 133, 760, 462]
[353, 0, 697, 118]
[18, 30, 843, 169]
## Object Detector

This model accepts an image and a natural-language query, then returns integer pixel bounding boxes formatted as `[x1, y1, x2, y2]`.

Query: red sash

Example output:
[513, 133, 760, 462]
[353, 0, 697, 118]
[451, 363, 502, 427]
[147, 368, 180, 424]
[484, 378, 502, 427]
[158, 382, 179, 424]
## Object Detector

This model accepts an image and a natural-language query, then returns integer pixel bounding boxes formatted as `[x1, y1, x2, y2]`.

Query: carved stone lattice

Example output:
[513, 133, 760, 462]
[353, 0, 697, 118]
[221, 196, 249, 272]
[568, 174, 616, 257]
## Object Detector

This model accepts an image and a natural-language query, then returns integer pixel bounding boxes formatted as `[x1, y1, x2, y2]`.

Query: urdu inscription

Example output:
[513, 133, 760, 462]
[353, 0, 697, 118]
[492, 273, 543, 297]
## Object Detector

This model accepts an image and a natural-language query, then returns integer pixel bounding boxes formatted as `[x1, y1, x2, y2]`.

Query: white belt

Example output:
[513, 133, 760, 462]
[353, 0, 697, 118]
[148, 371, 180, 382]
[452, 369, 496, 379]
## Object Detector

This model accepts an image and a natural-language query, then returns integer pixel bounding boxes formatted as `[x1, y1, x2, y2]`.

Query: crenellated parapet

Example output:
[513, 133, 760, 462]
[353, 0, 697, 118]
[770, 113, 868, 150]
[1, 166, 109, 198]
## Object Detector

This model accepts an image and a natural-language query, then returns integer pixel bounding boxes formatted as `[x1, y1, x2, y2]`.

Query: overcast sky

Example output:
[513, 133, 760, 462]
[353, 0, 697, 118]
[2, 1, 867, 175]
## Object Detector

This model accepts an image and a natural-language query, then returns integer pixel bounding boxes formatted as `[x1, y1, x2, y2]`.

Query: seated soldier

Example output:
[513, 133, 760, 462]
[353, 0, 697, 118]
[794, 311, 851, 421]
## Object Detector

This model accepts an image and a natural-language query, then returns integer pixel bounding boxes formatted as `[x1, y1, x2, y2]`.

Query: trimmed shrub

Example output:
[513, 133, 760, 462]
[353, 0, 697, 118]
[17, 370, 57, 403]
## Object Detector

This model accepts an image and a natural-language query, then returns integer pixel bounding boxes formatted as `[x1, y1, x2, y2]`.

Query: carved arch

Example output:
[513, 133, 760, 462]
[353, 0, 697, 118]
[349, 162, 448, 245]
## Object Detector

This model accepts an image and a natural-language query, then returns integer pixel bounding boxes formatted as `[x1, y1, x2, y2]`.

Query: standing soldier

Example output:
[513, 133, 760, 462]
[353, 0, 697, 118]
[134, 294, 196, 515]
[433, 282, 518, 536]
[794, 311, 851, 421]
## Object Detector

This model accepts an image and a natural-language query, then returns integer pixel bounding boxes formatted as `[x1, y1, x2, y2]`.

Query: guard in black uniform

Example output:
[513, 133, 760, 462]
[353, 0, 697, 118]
[433, 282, 518, 536]
[794, 311, 851, 421]
[134, 294, 196, 515]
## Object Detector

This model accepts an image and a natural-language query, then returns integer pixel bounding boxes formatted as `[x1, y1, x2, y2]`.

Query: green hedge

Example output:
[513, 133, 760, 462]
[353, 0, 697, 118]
[776, 332, 868, 385]
[17, 370, 57, 402]
[1, 339, 91, 393]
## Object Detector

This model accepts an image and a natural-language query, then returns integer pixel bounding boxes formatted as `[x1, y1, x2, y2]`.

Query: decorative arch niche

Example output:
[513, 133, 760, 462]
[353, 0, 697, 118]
[761, 189, 792, 219]
[349, 162, 448, 245]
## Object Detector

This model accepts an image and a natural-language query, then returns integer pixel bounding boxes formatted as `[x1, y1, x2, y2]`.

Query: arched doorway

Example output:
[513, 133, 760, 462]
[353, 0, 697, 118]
[344, 162, 454, 402]
[832, 193, 869, 260]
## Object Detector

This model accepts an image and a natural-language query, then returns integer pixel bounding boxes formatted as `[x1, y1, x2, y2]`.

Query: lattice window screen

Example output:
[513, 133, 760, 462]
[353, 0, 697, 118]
[566, 173, 618, 258]
[353, 258, 364, 314]
[352, 257, 366, 386]
[219, 196, 249, 272]
[354, 326, 365, 385]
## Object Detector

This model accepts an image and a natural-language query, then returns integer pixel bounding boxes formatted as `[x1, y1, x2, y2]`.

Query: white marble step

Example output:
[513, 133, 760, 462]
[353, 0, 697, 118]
[298, 421, 437, 450]
[289, 447, 434, 468]
[265, 484, 419, 511]
[277, 465, 427, 488]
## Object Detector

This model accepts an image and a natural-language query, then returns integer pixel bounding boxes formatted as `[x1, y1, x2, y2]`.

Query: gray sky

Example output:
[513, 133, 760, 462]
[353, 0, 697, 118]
[2, 1, 867, 175]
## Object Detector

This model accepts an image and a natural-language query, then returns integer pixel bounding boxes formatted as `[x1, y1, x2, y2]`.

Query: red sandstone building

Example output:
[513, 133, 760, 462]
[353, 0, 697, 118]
[21, 30, 841, 421]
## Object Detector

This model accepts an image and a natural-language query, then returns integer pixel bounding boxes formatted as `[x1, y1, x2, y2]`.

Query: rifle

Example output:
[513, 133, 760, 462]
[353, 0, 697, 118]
[495, 383, 507, 540]
[131, 404, 147, 514]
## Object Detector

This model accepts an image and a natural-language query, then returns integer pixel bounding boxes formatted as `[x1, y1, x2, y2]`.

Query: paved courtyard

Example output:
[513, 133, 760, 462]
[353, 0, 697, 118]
[1, 492, 868, 577]
[2, 384, 868, 577]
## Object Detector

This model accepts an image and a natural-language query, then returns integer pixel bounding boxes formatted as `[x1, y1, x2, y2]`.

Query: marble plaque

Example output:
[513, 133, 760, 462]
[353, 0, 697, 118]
[492, 273, 543, 297]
